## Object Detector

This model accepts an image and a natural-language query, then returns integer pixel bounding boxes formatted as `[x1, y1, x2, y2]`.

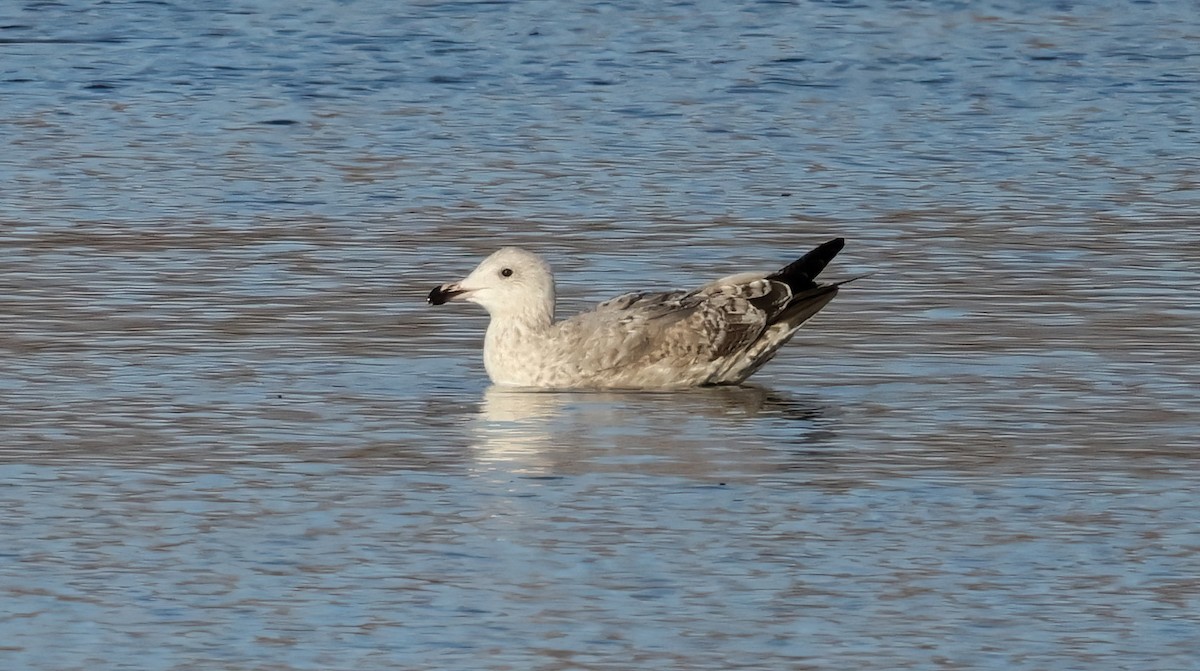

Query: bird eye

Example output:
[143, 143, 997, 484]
[500, 268, 513, 278]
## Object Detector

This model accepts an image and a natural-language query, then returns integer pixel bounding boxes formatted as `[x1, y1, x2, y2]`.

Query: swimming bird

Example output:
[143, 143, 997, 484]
[428, 238, 849, 389]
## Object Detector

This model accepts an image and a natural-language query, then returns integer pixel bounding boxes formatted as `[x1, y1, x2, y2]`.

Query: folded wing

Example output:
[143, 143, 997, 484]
[558, 238, 845, 385]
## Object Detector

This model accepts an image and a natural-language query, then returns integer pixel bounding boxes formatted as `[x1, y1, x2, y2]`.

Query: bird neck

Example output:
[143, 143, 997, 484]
[487, 302, 554, 336]
[483, 305, 555, 386]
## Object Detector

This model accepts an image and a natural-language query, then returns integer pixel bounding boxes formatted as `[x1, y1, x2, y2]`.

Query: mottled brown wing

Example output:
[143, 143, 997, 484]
[565, 277, 795, 371]
[691, 278, 792, 359]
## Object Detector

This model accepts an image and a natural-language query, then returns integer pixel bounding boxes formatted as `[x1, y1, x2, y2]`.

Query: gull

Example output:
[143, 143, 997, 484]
[428, 238, 850, 389]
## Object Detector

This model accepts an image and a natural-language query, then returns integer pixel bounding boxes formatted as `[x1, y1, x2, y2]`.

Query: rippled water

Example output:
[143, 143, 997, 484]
[3, 1, 1199, 669]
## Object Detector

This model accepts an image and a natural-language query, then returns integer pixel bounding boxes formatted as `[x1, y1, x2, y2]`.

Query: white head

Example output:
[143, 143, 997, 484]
[428, 247, 556, 324]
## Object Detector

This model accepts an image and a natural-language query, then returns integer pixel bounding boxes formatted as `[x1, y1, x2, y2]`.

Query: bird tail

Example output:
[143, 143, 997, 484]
[774, 284, 839, 329]
[772, 239, 865, 329]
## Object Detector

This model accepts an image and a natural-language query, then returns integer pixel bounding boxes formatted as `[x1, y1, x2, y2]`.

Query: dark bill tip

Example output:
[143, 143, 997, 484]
[428, 284, 464, 306]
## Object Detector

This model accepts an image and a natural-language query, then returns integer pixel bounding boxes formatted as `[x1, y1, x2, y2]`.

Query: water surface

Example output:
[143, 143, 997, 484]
[2, 1, 1199, 669]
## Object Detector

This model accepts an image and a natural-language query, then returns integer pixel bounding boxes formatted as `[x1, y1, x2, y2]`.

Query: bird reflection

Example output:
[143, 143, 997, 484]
[470, 384, 829, 477]
[480, 384, 823, 422]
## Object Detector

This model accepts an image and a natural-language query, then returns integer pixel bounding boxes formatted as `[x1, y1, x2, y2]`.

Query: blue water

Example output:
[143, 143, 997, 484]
[2, 1, 1199, 669]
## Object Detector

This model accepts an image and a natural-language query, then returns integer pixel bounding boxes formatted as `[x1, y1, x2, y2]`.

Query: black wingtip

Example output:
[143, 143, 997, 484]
[768, 238, 845, 291]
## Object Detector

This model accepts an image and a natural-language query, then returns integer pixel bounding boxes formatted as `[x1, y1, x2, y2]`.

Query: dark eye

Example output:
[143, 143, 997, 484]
[500, 268, 513, 278]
